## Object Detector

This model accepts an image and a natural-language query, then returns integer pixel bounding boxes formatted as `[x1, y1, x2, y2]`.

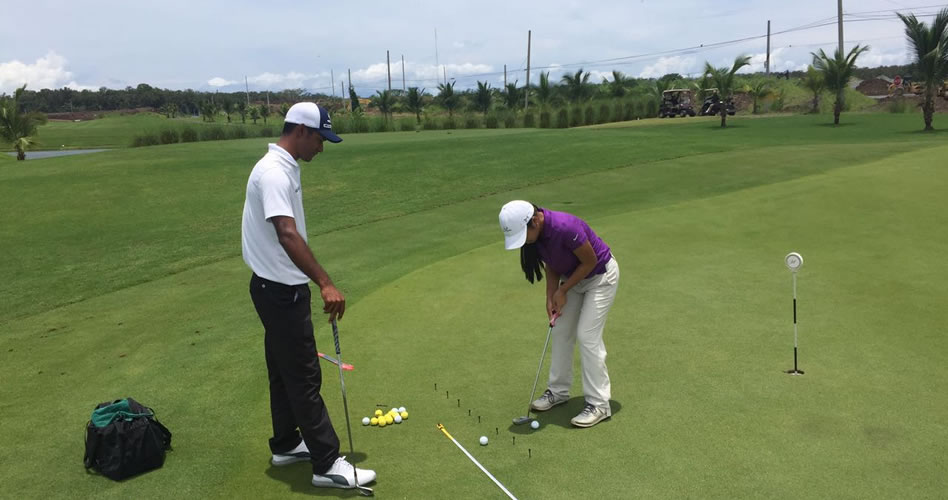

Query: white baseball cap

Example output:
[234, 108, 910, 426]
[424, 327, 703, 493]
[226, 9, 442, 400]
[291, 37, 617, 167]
[284, 102, 342, 143]
[499, 200, 535, 250]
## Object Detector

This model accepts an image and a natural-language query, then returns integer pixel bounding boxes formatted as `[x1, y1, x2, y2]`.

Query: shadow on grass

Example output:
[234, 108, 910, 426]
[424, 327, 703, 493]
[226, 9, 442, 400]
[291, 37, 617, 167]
[816, 122, 855, 128]
[506, 398, 623, 434]
[896, 127, 947, 136]
[264, 451, 372, 497]
[706, 121, 748, 130]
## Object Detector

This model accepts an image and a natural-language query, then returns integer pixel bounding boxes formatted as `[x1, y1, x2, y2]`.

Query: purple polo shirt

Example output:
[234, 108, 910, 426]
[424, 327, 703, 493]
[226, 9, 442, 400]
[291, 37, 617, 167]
[535, 208, 612, 279]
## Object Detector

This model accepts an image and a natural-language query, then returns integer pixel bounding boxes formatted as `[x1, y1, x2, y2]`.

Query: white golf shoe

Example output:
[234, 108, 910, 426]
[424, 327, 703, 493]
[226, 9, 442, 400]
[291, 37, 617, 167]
[530, 389, 568, 412]
[271, 439, 311, 466]
[312, 456, 377, 489]
[570, 403, 612, 428]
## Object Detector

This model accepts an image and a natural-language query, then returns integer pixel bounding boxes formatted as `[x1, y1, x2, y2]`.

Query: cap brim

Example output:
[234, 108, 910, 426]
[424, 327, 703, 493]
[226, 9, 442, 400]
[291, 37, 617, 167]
[504, 227, 527, 250]
[319, 129, 342, 143]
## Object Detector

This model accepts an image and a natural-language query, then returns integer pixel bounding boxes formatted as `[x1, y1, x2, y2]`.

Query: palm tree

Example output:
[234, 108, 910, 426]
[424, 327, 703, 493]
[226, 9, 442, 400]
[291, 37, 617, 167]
[237, 101, 247, 123]
[473, 81, 492, 115]
[200, 100, 218, 122]
[703, 55, 752, 127]
[0, 85, 48, 160]
[437, 81, 459, 117]
[801, 65, 825, 113]
[898, 8, 948, 131]
[605, 70, 629, 98]
[221, 99, 234, 123]
[503, 82, 523, 110]
[371, 90, 394, 121]
[650, 75, 681, 103]
[534, 72, 554, 109]
[560, 69, 591, 103]
[348, 87, 361, 112]
[811, 45, 870, 126]
[743, 79, 773, 114]
[406, 87, 425, 123]
[689, 72, 714, 102]
[159, 103, 177, 118]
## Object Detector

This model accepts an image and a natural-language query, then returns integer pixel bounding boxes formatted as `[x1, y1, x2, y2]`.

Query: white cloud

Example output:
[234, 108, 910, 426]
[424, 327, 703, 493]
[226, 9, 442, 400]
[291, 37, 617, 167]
[858, 51, 909, 68]
[0, 51, 94, 94]
[63, 81, 97, 91]
[731, 47, 908, 75]
[737, 48, 807, 74]
[248, 71, 311, 88]
[639, 56, 697, 78]
[351, 61, 493, 89]
[207, 77, 237, 87]
[589, 70, 614, 83]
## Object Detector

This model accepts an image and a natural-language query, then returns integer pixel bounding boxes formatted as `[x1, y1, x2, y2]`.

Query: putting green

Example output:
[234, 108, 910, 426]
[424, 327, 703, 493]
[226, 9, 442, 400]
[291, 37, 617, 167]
[335, 144, 947, 498]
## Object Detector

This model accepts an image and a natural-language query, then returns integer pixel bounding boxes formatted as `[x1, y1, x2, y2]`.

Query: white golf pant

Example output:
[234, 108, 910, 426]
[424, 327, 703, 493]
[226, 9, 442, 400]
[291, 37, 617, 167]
[547, 257, 619, 411]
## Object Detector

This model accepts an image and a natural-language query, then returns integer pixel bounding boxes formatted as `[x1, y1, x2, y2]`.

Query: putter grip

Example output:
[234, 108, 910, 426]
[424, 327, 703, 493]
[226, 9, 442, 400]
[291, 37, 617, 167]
[331, 320, 341, 355]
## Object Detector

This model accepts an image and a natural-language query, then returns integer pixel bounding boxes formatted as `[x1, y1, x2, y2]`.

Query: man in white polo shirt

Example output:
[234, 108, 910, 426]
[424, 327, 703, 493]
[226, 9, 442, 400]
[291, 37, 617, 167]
[242, 102, 376, 489]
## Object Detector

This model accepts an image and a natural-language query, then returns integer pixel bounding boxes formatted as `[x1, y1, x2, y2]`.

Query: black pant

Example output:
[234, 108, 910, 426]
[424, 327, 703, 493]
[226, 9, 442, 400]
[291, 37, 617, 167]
[249, 273, 340, 474]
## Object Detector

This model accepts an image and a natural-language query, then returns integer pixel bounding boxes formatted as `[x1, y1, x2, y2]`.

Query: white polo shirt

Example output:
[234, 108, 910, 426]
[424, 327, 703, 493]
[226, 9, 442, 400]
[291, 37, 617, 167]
[241, 144, 309, 285]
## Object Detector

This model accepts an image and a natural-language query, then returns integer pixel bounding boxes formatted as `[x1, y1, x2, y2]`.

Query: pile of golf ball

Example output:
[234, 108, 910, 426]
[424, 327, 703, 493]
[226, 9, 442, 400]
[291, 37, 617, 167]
[362, 406, 408, 428]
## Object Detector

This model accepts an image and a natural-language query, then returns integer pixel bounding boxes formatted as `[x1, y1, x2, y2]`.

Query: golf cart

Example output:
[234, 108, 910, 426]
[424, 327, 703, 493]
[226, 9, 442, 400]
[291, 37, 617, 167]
[659, 89, 696, 118]
[698, 88, 736, 116]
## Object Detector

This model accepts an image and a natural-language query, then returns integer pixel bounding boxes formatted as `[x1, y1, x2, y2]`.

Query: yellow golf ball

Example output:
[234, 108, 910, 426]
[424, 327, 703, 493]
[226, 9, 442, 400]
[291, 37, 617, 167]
[378, 419, 386, 427]
[400, 411, 408, 419]
[385, 415, 394, 425]
[374, 410, 383, 417]
[370, 417, 378, 426]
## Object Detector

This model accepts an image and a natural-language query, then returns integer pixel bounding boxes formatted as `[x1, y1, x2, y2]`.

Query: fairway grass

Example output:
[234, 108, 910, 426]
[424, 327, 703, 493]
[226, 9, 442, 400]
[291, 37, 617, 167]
[0, 114, 945, 498]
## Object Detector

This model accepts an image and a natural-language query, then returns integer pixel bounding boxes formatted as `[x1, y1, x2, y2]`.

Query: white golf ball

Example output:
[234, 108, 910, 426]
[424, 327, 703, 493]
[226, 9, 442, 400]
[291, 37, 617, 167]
[398, 406, 406, 413]
[362, 417, 370, 426]
[530, 420, 540, 429]
[479, 436, 488, 446]
[394, 415, 403, 424]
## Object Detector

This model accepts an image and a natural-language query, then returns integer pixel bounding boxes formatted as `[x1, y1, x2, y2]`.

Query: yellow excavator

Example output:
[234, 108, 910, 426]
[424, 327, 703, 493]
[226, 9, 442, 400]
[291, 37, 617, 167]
[888, 81, 924, 96]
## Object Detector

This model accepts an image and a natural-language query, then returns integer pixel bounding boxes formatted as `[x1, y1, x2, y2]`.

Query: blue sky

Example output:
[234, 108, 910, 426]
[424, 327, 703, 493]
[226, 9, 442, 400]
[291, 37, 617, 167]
[1, 1, 944, 96]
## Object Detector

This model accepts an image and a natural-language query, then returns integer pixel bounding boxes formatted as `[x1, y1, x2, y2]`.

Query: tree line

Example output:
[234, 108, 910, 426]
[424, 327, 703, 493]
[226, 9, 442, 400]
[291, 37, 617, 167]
[10, 84, 332, 115]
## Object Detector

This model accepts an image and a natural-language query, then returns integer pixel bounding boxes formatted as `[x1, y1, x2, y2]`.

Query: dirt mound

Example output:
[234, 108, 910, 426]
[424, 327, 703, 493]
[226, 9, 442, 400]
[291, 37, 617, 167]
[869, 94, 948, 112]
[732, 92, 752, 111]
[857, 79, 891, 97]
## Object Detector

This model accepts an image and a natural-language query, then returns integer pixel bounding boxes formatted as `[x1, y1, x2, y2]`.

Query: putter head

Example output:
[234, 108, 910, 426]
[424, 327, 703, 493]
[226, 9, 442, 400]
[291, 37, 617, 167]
[512, 416, 533, 425]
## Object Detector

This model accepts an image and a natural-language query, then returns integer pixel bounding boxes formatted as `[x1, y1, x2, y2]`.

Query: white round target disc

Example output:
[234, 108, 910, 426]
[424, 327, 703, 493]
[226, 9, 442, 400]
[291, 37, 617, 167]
[785, 252, 803, 272]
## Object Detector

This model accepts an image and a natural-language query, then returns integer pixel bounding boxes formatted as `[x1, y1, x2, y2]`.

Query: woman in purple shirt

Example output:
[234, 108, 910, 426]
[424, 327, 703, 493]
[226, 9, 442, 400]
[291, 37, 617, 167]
[499, 200, 620, 427]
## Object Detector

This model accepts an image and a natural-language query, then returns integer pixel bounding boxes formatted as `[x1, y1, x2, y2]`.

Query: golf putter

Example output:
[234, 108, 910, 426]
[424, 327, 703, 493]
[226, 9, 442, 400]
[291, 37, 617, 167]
[330, 319, 374, 496]
[513, 313, 558, 425]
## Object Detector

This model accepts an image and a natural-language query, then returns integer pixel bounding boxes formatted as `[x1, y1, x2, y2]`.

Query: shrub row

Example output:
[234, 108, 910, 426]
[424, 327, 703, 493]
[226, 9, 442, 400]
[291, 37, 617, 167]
[329, 97, 659, 134]
[131, 125, 276, 147]
[132, 97, 659, 147]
